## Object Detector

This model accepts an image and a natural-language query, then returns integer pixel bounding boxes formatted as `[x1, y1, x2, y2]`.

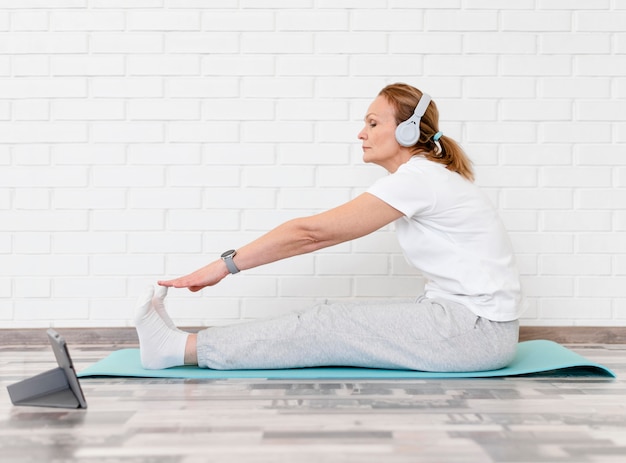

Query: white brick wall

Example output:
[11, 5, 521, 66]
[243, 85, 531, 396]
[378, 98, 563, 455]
[1, 3, 625, 328]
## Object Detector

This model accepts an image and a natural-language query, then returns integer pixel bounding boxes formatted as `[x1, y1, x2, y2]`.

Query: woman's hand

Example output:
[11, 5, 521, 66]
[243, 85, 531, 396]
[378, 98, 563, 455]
[157, 260, 229, 292]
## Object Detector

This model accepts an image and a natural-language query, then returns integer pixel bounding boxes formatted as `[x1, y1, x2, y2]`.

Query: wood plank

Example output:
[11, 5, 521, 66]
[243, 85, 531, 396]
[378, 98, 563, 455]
[2, 326, 626, 346]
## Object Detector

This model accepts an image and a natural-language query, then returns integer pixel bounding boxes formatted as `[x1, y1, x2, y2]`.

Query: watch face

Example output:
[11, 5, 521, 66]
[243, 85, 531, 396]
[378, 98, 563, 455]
[221, 249, 236, 259]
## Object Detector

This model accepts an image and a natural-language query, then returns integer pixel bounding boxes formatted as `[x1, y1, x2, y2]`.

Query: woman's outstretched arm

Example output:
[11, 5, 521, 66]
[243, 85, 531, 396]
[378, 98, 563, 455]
[157, 192, 403, 292]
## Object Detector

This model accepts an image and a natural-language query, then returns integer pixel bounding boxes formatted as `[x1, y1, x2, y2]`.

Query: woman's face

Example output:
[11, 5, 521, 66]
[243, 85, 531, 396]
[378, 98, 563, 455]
[358, 95, 410, 173]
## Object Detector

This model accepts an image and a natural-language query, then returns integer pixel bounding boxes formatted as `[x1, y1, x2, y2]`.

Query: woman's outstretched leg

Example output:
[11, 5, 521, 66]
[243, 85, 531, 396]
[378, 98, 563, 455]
[134, 286, 189, 370]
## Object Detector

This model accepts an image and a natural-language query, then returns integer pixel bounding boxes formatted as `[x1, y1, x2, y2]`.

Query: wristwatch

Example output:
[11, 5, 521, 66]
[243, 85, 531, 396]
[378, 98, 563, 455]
[221, 249, 240, 274]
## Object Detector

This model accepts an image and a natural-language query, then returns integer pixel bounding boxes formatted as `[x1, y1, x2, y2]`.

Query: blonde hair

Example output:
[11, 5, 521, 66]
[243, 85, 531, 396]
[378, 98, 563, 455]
[378, 83, 474, 182]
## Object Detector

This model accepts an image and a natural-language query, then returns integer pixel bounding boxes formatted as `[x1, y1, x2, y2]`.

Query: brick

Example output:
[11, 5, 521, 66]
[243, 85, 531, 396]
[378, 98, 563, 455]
[13, 232, 50, 253]
[129, 187, 202, 209]
[315, 32, 387, 54]
[426, 10, 498, 31]
[277, 56, 348, 76]
[91, 210, 164, 231]
[501, 55, 571, 76]
[91, 77, 163, 98]
[0, 166, 87, 187]
[279, 188, 350, 210]
[578, 277, 626, 297]
[0, 78, 86, 98]
[12, 56, 49, 76]
[204, 188, 276, 210]
[51, 11, 124, 31]
[13, 100, 49, 121]
[501, 145, 572, 166]
[576, 189, 626, 210]
[202, 99, 274, 121]
[128, 100, 200, 121]
[352, 55, 422, 77]
[169, 122, 239, 143]
[542, 122, 612, 143]
[167, 78, 239, 98]
[92, 254, 165, 276]
[499, 211, 538, 232]
[276, 99, 348, 121]
[54, 277, 126, 298]
[127, 11, 200, 31]
[93, 166, 164, 187]
[168, 166, 240, 187]
[575, 11, 626, 32]
[389, 33, 462, 54]
[576, 101, 626, 121]
[576, 145, 626, 166]
[53, 54, 126, 77]
[241, 77, 314, 98]
[203, 143, 276, 165]
[352, 9, 422, 31]
[90, 33, 163, 53]
[316, 77, 386, 98]
[204, 10, 274, 31]
[55, 188, 126, 209]
[128, 55, 200, 76]
[355, 276, 423, 298]
[15, 300, 88, 321]
[168, 210, 240, 231]
[575, 56, 626, 76]
[542, 211, 612, 231]
[540, 254, 611, 276]
[14, 189, 49, 209]
[203, 55, 274, 76]
[317, 254, 388, 275]
[52, 144, 126, 165]
[280, 276, 352, 297]
[539, 298, 612, 320]
[244, 166, 315, 187]
[520, 276, 574, 297]
[317, 166, 384, 188]
[467, 123, 537, 143]
[5, 32, 88, 53]
[242, 32, 313, 54]
[502, 11, 571, 31]
[465, 33, 535, 54]
[1, 255, 88, 276]
[15, 278, 50, 298]
[277, 10, 347, 31]
[91, 122, 164, 143]
[501, 100, 571, 121]
[53, 232, 126, 254]
[128, 144, 201, 164]
[52, 100, 125, 120]
[166, 33, 239, 53]
[242, 121, 313, 143]
[540, 33, 611, 54]
[502, 189, 572, 210]
[277, 143, 351, 165]
[465, 78, 536, 98]
[539, 77, 611, 98]
[128, 232, 202, 253]
[10, 11, 48, 31]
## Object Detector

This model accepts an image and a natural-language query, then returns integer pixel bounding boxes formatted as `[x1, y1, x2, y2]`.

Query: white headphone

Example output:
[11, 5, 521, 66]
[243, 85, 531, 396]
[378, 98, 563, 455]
[395, 93, 432, 147]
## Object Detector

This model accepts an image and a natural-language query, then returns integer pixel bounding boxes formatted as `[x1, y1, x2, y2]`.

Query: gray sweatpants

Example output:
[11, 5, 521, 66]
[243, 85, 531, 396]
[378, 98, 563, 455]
[196, 296, 519, 372]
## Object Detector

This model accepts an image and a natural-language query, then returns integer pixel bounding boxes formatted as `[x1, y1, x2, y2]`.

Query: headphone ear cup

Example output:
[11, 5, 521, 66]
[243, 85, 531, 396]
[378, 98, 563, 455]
[395, 118, 420, 147]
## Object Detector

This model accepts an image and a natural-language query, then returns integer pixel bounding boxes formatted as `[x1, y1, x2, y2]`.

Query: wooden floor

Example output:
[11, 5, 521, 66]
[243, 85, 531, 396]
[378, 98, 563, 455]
[1, 343, 625, 463]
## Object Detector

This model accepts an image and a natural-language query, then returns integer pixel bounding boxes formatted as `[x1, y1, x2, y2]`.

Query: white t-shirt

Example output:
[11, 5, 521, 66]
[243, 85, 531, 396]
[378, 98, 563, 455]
[367, 156, 521, 322]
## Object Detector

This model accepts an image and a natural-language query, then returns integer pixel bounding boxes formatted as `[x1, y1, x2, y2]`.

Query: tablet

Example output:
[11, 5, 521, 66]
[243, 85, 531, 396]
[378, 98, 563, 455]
[7, 329, 87, 409]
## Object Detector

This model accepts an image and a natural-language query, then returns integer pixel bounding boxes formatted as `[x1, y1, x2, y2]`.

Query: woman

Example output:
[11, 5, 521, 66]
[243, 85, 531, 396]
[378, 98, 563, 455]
[135, 83, 522, 372]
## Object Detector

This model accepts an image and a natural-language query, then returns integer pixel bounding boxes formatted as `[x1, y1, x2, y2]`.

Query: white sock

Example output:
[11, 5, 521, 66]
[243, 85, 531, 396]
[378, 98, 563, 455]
[134, 286, 188, 370]
[152, 285, 184, 333]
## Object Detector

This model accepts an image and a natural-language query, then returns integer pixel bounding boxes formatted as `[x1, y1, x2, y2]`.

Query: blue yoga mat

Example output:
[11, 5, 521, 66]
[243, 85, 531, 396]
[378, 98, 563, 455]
[78, 340, 615, 379]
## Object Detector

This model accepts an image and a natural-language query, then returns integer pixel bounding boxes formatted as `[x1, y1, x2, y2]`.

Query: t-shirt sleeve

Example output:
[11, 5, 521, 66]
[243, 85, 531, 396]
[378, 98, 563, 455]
[367, 169, 435, 218]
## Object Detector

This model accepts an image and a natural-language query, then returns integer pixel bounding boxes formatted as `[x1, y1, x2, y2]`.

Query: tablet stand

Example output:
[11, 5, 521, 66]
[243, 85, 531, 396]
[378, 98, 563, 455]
[7, 329, 87, 409]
